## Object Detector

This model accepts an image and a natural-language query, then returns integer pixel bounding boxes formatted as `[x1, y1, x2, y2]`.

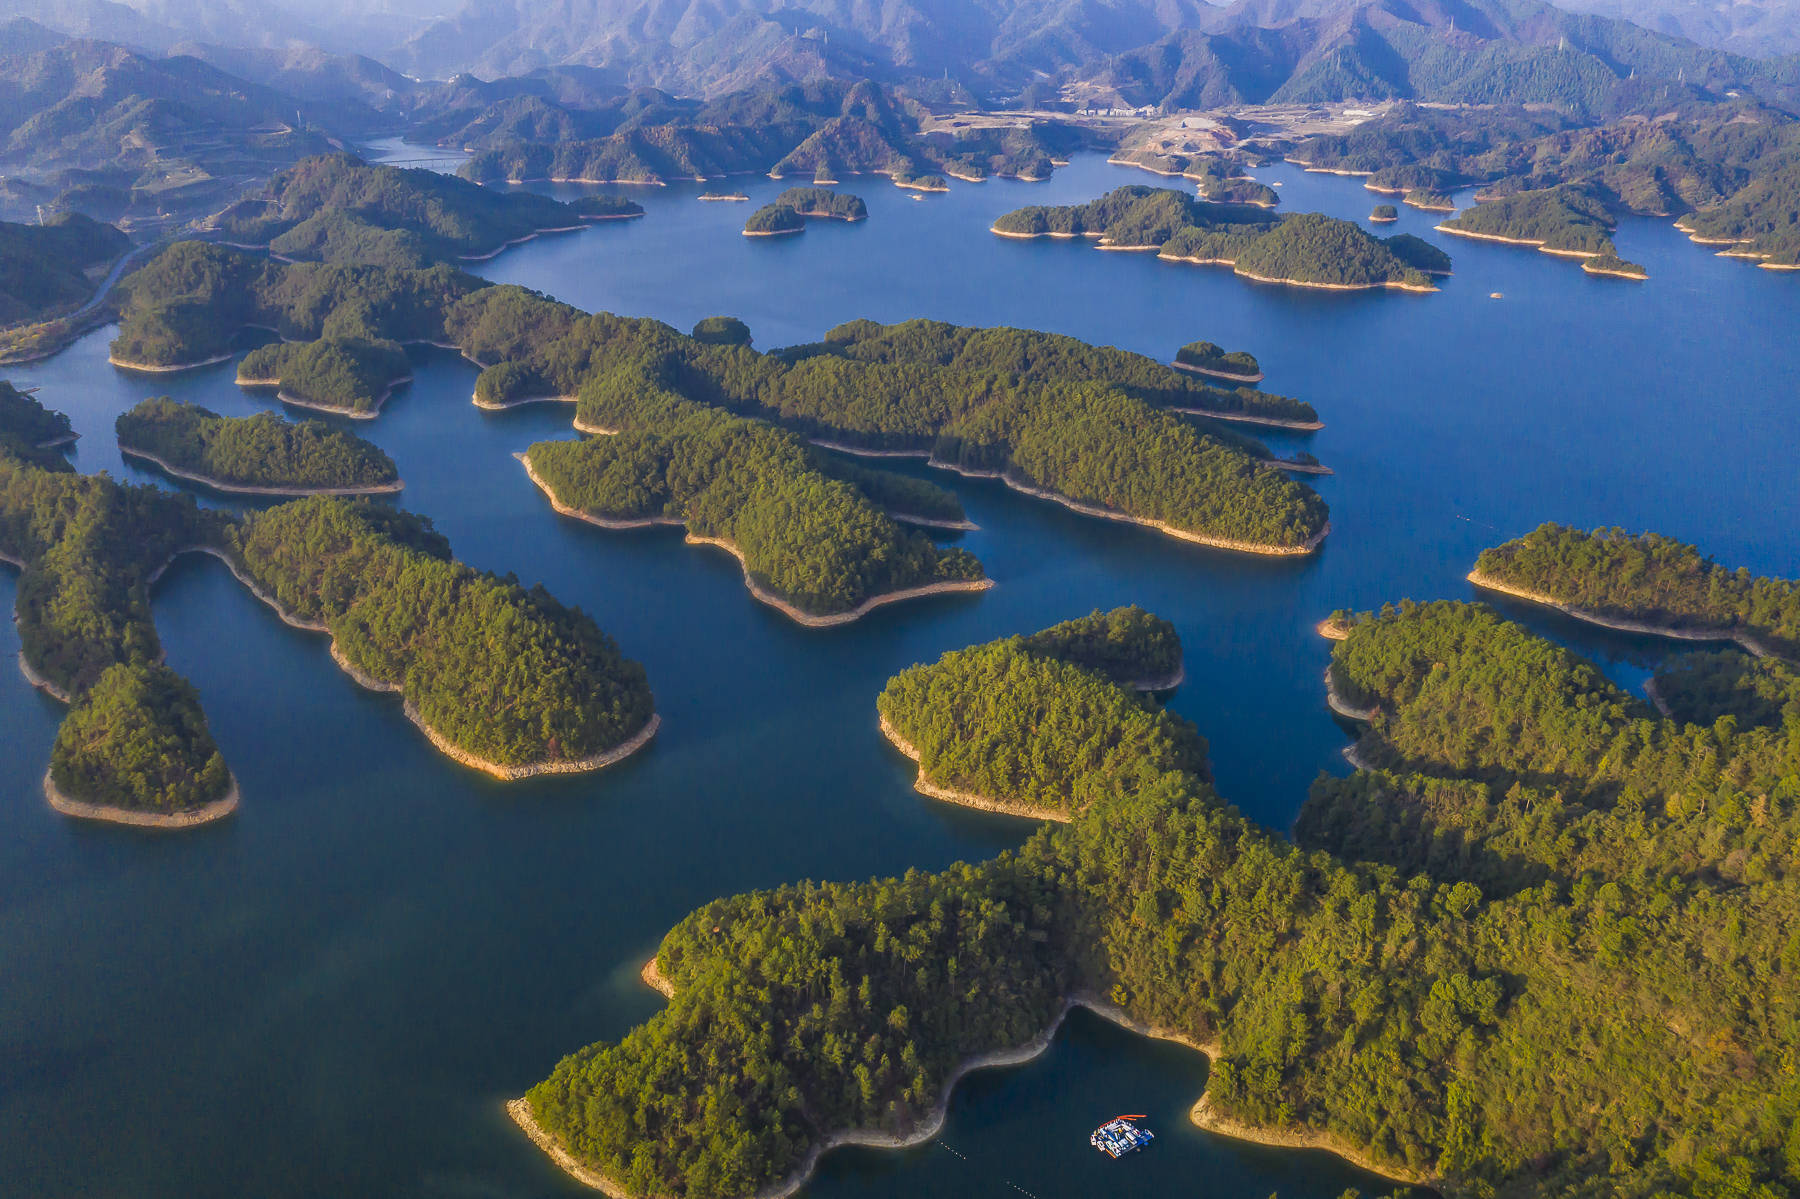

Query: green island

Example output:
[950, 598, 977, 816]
[450, 291, 1329, 553]
[521, 392, 987, 626]
[744, 188, 867, 236]
[993, 186, 1451, 293]
[890, 171, 948, 193]
[1370, 204, 1398, 223]
[517, 595, 1800, 1199]
[572, 195, 646, 221]
[1296, 101, 1800, 271]
[1437, 185, 1620, 262]
[1172, 341, 1262, 384]
[1469, 522, 1800, 659]
[213, 152, 587, 266]
[48, 661, 236, 825]
[0, 212, 131, 327]
[116, 397, 402, 496]
[742, 204, 805, 237]
[229, 497, 658, 776]
[1582, 251, 1649, 280]
[1402, 189, 1456, 213]
[877, 608, 1205, 819]
[1, 381, 237, 826]
[237, 336, 414, 418]
[2, 381, 659, 818]
[108, 240, 479, 396]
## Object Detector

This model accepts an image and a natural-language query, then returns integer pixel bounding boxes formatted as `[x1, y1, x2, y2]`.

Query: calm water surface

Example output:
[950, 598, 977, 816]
[2, 151, 1796, 1199]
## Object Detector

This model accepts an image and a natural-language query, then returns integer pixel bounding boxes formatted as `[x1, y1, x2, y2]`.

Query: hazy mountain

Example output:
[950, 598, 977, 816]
[388, 0, 1223, 92]
[1549, 0, 1800, 58]
[0, 39, 373, 173]
[1089, 0, 1800, 113]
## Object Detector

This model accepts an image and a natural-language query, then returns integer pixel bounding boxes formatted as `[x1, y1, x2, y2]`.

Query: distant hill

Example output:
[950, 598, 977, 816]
[1086, 0, 1800, 115]
[387, 0, 1221, 93]
[1549, 0, 1800, 59]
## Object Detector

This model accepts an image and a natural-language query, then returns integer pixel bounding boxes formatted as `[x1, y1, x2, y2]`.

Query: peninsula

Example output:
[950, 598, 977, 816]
[456, 290, 1330, 554]
[116, 397, 403, 495]
[743, 187, 867, 236]
[237, 337, 413, 418]
[993, 187, 1450, 293]
[1468, 523, 1796, 659]
[516, 592, 1795, 1199]
[521, 405, 988, 626]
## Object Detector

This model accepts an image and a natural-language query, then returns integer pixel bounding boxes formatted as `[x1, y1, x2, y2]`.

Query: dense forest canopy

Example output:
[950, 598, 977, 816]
[1, 386, 232, 813]
[50, 662, 233, 813]
[769, 187, 867, 220]
[216, 152, 583, 265]
[524, 390, 983, 618]
[237, 337, 412, 414]
[0, 212, 130, 326]
[448, 289, 1328, 551]
[995, 187, 1449, 291]
[1474, 522, 1800, 657]
[1439, 184, 1620, 256]
[742, 204, 805, 236]
[111, 241, 482, 369]
[231, 498, 656, 767]
[116, 397, 400, 490]
[1298, 101, 1800, 269]
[1175, 342, 1260, 378]
[2, 383, 656, 808]
[527, 598, 1800, 1199]
[0, 379, 75, 468]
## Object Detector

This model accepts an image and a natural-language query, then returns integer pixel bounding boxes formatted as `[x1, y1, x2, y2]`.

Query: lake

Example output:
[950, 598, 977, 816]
[2, 149, 1795, 1199]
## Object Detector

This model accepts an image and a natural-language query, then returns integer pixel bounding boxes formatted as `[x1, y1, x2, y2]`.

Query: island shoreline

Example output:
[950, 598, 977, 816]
[118, 445, 403, 496]
[1466, 570, 1774, 658]
[44, 769, 240, 829]
[522, 454, 995, 626]
[927, 459, 1328, 556]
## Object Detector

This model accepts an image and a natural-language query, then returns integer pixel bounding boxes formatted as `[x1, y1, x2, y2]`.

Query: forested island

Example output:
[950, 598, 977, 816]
[1437, 185, 1621, 264]
[993, 186, 1451, 293]
[107, 242, 480, 413]
[1107, 151, 1277, 209]
[210, 152, 588, 266]
[116, 397, 402, 495]
[572, 195, 646, 221]
[238, 337, 413, 418]
[451, 290, 1330, 553]
[522, 397, 988, 626]
[518, 595, 1800, 1199]
[878, 606, 1199, 817]
[229, 498, 658, 776]
[1172, 341, 1262, 383]
[1582, 251, 1649, 280]
[1470, 522, 1799, 659]
[1370, 204, 1398, 223]
[743, 188, 867, 236]
[1295, 101, 1800, 271]
[2, 382, 659, 817]
[1, 381, 237, 825]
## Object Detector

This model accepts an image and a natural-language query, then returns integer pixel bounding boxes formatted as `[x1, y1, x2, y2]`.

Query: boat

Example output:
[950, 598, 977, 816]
[1090, 1115, 1154, 1158]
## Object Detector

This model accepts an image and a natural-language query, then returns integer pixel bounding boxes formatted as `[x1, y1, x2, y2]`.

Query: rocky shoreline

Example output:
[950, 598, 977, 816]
[44, 770, 240, 829]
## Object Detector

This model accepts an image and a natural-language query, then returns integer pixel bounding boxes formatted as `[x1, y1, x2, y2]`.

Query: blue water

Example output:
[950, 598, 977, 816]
[2, 150, 1795, 1199]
